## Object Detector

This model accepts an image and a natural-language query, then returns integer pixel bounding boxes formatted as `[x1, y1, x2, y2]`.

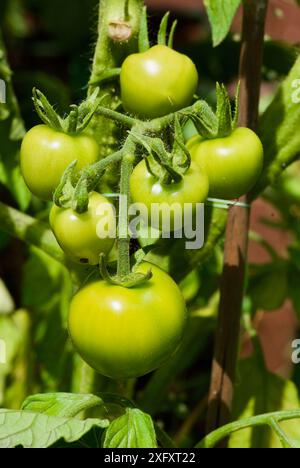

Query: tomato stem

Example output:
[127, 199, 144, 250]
[138, 6, 150, 52]
[96, 105, 136, 128]
[89, 0, 143, 157]
[117, 148, 135, 278]
[67, 105, 79, 133]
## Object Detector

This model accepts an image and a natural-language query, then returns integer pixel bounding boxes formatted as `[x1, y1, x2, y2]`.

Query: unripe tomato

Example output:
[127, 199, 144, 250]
[120, 45, 198, 119]
[68, 262, 187, 379]
[21, 125, 100, 200]
[49, 192, 115, 265]
[130, 160, 209, 231]
[249, 267, 288, 312]
[187, 128, 264, 200]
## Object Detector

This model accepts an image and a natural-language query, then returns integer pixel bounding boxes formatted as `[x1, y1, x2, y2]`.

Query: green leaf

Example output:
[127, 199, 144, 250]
[103, 408, 157, 448]
[22, 393, 104, 418]
[0, 410, 109, 448]
[229, 355, 300, 448]
[204, 0, 241, 46]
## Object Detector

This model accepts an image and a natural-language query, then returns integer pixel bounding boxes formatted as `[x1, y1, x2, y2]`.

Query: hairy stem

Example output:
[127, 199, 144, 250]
[88, 0, 143, 157]
[117, 144, 135, 278]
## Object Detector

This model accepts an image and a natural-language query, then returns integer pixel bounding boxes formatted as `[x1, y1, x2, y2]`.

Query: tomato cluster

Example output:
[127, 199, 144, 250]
[20, 39, 264, 380]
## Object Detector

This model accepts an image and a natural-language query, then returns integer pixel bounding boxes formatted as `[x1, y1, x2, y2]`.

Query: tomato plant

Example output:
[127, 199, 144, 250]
[120, 45, 198, 119]
[1, 0, 300, 452]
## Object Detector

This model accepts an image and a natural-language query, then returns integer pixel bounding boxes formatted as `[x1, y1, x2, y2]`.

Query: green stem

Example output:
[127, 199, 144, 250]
[96, 106, 136, 128]
[117, 144, 135, 278]
[0, 201, 66, 264]
[268, 419, 296, 448]
[196, 409, 300, 448]
[88, 0, 143, 156]
[67, 106, 79, 133]
[76, 149, 124, 195]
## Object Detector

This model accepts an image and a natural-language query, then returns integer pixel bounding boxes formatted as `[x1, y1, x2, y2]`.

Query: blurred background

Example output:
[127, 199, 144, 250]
[1, 0, 300, 446]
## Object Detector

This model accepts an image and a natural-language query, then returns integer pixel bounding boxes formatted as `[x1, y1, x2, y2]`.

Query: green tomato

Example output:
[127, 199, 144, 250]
[49, 192, 115, 265]
[130, 160, 209, 231]
[21, 125, 100, 200]
[187, 128, 264, 200]
[120, 45, 198, 119]
[249, 267, 288, 312]
[68, 262, 187, 379]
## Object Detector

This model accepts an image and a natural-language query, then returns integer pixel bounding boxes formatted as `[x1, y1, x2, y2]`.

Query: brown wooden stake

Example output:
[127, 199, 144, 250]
[206, 0, 269, 436]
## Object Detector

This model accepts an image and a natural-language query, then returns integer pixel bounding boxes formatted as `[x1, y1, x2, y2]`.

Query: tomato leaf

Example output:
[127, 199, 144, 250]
[229, 355, 300, 448]
[0, 410, 109, 448]
[22, 393, 104, 418]
[103, 408, 157, 448]
[203, 0, 241, 46]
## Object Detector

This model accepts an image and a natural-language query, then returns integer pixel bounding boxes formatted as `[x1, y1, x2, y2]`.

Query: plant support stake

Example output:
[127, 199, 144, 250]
[206, 0, 269, 436]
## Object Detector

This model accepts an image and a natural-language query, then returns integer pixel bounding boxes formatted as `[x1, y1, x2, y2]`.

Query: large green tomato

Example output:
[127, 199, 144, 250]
[50, 192, 115, 265]
[187, 128, 264, 200]
[120, 45, 198, 119]
[68, 262, 187, 379]
[130, 160, 209, 231]
[21, 125, 100, 200]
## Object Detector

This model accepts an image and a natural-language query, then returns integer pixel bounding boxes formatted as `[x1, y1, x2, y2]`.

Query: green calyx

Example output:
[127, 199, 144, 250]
[99, 254, 153, 288]
[54, 149, 124, 213]
[186, 83, 240, 139]
[138, 8, 178, 53]
[33, 87, 102, 134]
[130, 116, 191, 185]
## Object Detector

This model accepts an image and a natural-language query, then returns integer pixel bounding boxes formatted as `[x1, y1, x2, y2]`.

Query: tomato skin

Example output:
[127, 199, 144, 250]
[21, 125, 100, 200]
[49, 192, 115, 265]
[187, 128, 264, 200]
[68, 262, 187, 379]
[130, 160, 209, 230]
[120, 45, 198, 119]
